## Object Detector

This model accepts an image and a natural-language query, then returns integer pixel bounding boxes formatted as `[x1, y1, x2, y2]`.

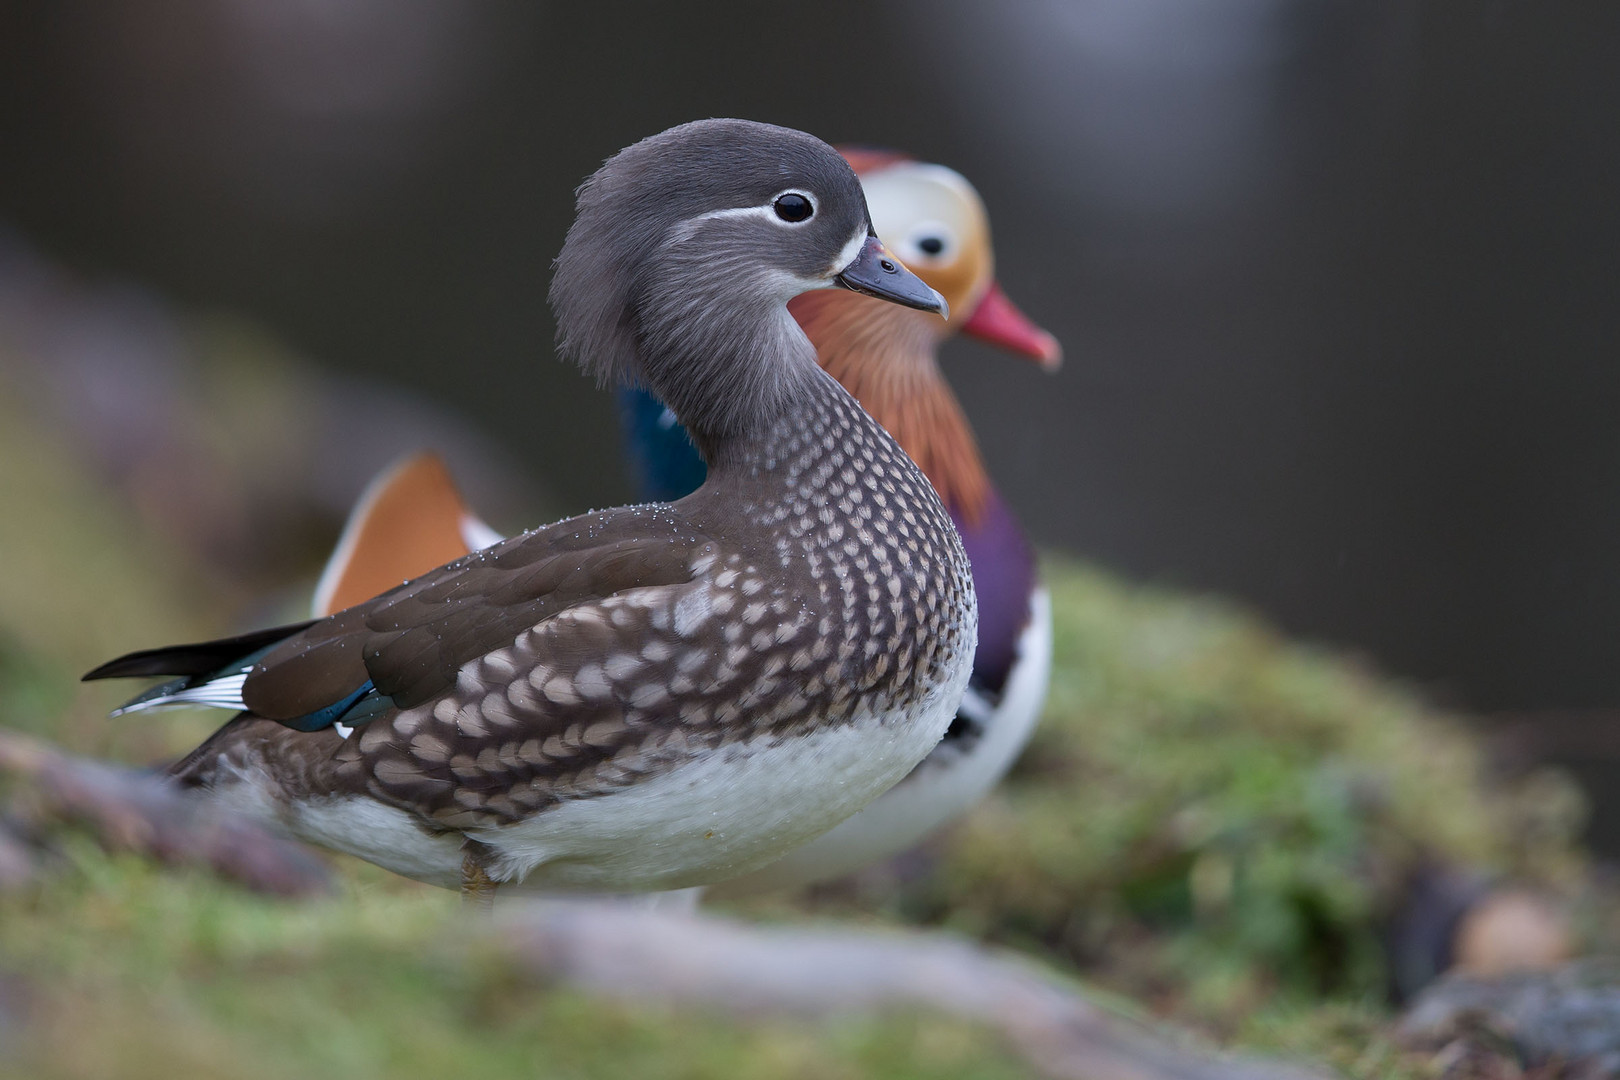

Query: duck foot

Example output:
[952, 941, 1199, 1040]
[460, 847, 497, 912]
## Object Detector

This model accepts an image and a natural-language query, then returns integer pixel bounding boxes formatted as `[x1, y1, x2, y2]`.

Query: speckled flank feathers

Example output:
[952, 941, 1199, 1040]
[175, 374, 972, 844]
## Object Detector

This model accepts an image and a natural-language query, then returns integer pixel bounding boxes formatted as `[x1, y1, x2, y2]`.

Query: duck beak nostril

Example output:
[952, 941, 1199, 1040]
[835, 236, 949, 319]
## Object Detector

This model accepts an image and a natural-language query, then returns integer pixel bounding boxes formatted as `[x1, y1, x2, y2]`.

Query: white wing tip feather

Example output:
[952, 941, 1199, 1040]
[110, 672, 249, 716]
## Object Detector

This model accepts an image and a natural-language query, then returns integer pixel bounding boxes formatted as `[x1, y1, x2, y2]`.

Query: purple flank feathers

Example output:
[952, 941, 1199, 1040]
[951, 491, 1036, 694]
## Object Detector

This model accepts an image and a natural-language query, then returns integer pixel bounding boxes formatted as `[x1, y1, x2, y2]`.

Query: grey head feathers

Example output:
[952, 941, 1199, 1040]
[551, 119, 874, 441]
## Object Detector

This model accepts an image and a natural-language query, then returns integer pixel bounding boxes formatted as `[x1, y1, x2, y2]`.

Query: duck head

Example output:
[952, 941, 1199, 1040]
[788, 151, 1061, 522]
[810, 150, 1061, 369]
[551, 119, 945, 443]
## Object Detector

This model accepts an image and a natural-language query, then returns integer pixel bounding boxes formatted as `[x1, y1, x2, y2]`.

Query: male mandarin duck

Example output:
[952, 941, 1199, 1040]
[626, 149, 1059, 896]
[85, 119, 977, 903]
[310, 150, 1061, 897]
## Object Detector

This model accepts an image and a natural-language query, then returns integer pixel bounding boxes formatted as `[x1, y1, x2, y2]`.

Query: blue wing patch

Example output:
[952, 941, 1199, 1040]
[285, 679, 383, 734]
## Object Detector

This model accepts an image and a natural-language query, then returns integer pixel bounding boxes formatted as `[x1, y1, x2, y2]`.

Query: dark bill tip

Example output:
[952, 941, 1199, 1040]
[834, 235, 948, 319]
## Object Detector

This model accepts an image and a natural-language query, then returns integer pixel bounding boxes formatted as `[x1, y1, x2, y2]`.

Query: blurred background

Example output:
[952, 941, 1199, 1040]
[0, 1, 1616, 842]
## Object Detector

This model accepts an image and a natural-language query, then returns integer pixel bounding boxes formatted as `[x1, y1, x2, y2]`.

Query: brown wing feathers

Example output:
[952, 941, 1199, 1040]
[90, 506, 711, 734]
[81, 621, 318, 681]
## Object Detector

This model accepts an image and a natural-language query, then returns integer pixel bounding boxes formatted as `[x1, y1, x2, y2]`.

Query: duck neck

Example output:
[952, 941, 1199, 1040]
[694, 365, 869, 486]
[790, 290, 995, 525]
[636, 273, 824, 442]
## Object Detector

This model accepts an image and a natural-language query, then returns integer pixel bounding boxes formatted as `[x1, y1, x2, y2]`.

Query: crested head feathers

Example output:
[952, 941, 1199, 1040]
[550, 119, 875, 440]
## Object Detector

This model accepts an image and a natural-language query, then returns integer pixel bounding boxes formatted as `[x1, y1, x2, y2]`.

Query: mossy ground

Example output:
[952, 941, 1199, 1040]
[0, 852, 1032, 1080]
[0, 352, 1594, 1077]
[767, 565, 1587, 1026]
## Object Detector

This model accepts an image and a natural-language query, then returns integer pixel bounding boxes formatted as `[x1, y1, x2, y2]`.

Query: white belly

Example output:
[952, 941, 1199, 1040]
[488, 698, 955, 892]
[709, 587, 1051, 897]
[216, 641, 973, 893]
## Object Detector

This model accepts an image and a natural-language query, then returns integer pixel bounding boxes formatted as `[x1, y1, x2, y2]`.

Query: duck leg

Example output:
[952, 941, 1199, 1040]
[460, 842, 497, 912]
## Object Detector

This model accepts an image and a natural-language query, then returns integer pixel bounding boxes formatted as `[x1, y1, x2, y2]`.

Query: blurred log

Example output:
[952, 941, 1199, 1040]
[1400, 959, 1620, 1077]
[0, 730, 330, 897]
[0, 822, 34, 888]
[491, 899, 1335, 1080]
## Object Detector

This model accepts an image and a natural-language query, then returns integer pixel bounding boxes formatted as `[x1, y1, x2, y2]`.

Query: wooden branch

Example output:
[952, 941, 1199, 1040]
[0, 729, 331, 897]
[490, 900, 1338, 1080]
[0, 820, 34, 888]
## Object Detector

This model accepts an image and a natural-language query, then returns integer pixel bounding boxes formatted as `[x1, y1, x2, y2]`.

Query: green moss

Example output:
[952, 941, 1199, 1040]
[0, 853, 1029, 1080]
[0, 376, 213, 667]
[758, 558, 1587, 1040]
[1234, 1000, 1425, 1080]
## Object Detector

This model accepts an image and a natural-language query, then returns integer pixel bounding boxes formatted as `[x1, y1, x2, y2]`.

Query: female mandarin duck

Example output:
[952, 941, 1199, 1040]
[84, 119, 977, 903]
[308, 150, 1060, 897]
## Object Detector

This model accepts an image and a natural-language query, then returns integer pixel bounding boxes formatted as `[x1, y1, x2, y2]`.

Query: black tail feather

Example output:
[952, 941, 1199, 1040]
[82, 621, 317, 682]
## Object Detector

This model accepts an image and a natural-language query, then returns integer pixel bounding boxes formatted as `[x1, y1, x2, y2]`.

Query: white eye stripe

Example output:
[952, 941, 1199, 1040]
[686, 204, 776, 226]
[680, 189, 819, 232]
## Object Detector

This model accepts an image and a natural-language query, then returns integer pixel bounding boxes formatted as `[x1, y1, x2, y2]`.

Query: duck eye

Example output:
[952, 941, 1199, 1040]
[900, 222, 957, 264]
[773, 193, 813, 223]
